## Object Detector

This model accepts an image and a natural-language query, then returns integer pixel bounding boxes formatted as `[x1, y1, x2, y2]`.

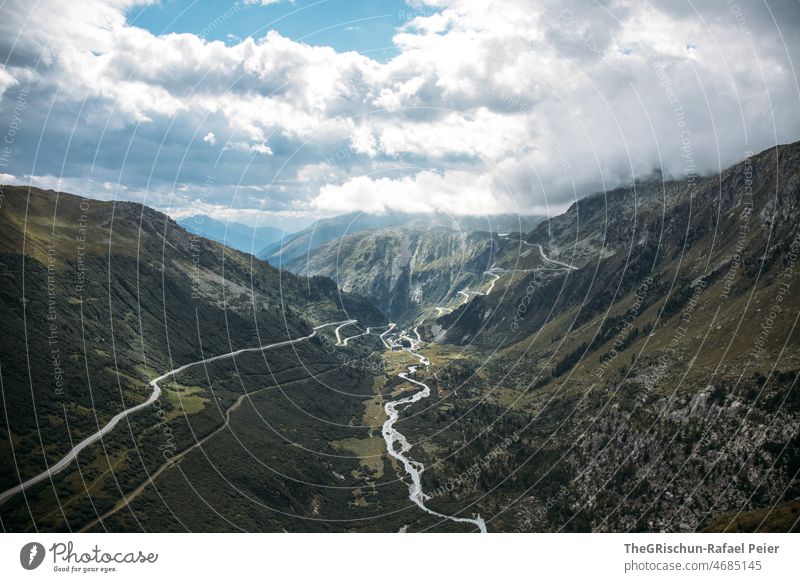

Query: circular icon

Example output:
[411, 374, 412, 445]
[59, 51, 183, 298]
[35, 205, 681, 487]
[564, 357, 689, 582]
[20, 542, 46, 570]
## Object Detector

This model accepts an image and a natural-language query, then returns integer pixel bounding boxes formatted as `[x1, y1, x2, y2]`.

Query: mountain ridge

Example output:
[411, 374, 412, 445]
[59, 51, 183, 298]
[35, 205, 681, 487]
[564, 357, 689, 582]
[260, 141, 800, 532]
[259, 211, 545, 266]
[177, 214, 287, 255]
[0, 184, 387, 531]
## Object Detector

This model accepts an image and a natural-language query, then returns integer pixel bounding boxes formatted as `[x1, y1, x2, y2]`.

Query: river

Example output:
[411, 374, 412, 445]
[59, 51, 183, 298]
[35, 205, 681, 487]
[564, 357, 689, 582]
[380, 331, 487, 533]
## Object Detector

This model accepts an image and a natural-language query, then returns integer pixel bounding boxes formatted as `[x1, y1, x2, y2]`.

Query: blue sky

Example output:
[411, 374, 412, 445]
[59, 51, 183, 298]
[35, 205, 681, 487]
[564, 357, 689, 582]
[129, 0, 420, 61]
[1, 0, 798, 231]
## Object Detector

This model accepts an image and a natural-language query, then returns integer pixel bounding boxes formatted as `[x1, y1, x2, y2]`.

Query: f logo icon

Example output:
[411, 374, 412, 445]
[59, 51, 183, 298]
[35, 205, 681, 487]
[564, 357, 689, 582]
[20, 542, 45, 570]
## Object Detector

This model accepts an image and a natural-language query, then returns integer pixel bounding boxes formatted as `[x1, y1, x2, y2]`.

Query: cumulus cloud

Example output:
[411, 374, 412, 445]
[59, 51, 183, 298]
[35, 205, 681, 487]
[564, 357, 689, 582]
[225, 141, 274, 156]
[0, 0, 797, 222]
[314, 170, 513, 215]
[0, 66, 17, 99]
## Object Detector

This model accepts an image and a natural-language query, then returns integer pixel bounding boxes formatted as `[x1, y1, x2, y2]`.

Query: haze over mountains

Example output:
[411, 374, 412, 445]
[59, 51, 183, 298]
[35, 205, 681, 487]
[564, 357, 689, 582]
[1, 142, 798, 532]
[177, 214, 286, 255]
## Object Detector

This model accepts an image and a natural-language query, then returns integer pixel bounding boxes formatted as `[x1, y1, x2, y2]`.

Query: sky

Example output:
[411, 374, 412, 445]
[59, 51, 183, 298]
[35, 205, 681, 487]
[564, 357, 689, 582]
[0, 0, 799, 231]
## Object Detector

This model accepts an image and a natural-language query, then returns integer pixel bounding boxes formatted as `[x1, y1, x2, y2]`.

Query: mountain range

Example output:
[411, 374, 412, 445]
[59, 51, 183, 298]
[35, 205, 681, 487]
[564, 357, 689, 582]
[1, 141, 798, 532]
[0, 186, 385, 531]
[177, 214, 287, 255]
[259, 211, 545, 266]
[271, 142, 800, 532]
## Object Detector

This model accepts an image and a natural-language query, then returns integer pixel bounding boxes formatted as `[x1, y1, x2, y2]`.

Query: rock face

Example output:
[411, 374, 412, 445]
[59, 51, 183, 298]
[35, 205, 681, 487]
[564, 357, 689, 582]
[557, 377, 799, 532]
[416, 142, 800, 532]
[285, 226, 509, 321]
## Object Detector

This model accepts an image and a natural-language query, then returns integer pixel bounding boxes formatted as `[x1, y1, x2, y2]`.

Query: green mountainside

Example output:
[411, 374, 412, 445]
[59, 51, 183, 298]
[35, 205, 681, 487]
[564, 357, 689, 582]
[1, 142, 798, 532]
[0, 185, 386, 531]
[408, 142, 800, 532]
[280, 143, 800, 532]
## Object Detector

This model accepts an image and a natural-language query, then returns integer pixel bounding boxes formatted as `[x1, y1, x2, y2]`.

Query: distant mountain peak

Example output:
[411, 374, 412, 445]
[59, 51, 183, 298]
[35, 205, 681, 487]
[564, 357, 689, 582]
[177, 214, 289, 255]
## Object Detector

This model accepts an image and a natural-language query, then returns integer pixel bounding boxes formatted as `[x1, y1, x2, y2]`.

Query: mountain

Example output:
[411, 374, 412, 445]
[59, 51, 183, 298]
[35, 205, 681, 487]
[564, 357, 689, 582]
[409, 142, 800, 532]
[258, 211, 545, 266]
[0, 185, 386, 531]
[272, 142, 800, 532]
[2, 143, 798, 534]
[285, 226, 512, 321]
[177, 214, 287, 255]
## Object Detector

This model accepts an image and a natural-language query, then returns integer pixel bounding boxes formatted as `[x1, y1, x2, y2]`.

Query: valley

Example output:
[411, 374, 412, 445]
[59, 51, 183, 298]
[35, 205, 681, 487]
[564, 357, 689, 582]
[1, 141, 799, 533]
[0, 319, 353, 509]
[271, 142, 800, 532]
[338, 323, 489, 532]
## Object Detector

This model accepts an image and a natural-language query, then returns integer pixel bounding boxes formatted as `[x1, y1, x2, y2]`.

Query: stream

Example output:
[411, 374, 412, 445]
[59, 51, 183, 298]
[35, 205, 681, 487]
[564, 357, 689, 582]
[380, 331, 487, 533]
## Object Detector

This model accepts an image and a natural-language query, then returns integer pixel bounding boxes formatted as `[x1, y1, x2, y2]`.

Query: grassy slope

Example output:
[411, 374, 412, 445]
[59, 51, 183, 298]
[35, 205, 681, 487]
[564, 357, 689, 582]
[411, 143, 800, 531]
[0, 186, 386, 531]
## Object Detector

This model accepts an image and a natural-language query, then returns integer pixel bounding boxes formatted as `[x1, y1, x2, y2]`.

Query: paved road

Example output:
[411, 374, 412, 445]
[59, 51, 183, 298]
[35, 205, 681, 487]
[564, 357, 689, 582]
[0, 320, 351, 507]
[333, 319, 358, 345]
[379, 323, 397, 348]
[484, 271, 501, 294]
[521, 241, 578, 270]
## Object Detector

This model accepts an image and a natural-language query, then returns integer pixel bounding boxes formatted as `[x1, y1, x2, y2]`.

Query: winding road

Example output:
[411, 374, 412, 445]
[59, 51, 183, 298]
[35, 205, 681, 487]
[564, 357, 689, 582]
[3, 317, 487, 532]
[379, 323, 397, 348]
[521, 241, 578, 270]
[0, 320, 351, 508]
[333, 319, 359, 345]
[339, 323, 394, 346]
[483, 271, 501, 294]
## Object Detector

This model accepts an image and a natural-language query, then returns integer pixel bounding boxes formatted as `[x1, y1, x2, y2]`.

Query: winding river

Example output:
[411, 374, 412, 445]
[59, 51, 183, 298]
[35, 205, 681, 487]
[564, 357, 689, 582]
[380, 331, 487, 533]
[2, 318, 488, 533]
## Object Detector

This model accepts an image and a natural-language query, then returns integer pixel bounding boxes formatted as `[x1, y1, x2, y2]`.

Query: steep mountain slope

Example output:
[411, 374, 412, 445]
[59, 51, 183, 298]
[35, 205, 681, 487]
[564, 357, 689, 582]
[286, 226, 513, 321]
[177, 214, 287, 255]
[2, 142, 797, 533]
[0, 185, 385, 531]
[259, 142, 800, 532]
[259, 211, 544, 266]
[410, 142, 800, 531]
[443, 142, 800, 349]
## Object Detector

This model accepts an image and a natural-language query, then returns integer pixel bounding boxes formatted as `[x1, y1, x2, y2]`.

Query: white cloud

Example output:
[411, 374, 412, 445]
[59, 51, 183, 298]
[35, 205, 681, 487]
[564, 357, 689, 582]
[225, 140, 273, 156]
[0, 0, 797, 219]
[0, 66, 17, 99]
[102, 181, 127, 191]
[370, 76, 426, 112]
[360, 108, 532, 159]
[250, 143, 273, 155]
[314, 170, 512, 216]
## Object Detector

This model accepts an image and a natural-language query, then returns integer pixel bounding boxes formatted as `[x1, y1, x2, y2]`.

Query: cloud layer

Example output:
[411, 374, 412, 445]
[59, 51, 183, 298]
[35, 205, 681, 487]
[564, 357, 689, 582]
[0, 0, 798, 224]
